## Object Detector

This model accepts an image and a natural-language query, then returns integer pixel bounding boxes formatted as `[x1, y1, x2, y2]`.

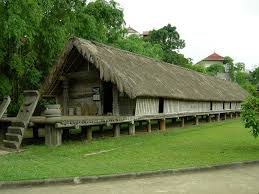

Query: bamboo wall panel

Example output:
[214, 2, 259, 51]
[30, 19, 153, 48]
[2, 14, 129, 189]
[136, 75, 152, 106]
[135, 98, 159, 116]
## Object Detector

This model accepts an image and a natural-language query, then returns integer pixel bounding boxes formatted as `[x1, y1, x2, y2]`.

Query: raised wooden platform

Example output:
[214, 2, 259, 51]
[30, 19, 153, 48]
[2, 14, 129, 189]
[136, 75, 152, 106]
[0, 110, 241, 148]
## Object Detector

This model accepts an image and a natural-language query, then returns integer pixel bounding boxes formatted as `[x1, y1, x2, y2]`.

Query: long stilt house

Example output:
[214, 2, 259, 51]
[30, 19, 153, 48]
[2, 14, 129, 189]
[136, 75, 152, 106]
[42, 37, 247, 117]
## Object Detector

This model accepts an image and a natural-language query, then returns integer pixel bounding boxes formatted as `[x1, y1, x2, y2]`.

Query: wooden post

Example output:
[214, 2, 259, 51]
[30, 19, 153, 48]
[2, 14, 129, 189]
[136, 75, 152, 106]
[230, 113, 233, 119]
[147, 120, 152, 133]
[112, 85, 119, 116]
[181, 117, 185, 128]
[100, 125, 104, 137]
[62, 79, 69, 116]
[113, 124, 120, 137]
[195, 116, 199, 125]
[87, 127, 93, 142]
[45, 124, 62, 147]
[224, 113, 227, 120]
[208, 115, 212, 123]
[129, 122, 135, 135]
[216, 114, 220, 122]
[159, 119, 166, 131]
[235, 112, 238, 119]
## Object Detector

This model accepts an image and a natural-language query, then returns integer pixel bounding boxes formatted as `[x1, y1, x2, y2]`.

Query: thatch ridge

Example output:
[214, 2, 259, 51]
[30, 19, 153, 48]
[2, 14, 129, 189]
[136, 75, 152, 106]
[42, 37, 248, 102]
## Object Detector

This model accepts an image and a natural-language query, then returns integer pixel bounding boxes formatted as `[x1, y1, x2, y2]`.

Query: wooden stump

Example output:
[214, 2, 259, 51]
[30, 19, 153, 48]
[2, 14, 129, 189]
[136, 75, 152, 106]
[45, 125, 62, 147]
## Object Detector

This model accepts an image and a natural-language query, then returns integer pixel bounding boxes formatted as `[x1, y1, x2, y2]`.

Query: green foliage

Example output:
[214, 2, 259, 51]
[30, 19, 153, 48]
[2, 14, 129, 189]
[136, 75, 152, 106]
[85, 0, 125, 43]
[0, 74, 11, 96]
[206, 63, 225, 76]
[250, 67, 259, 85]
[146, 24, 189, 66]
[162, 50, 191, 66]
[0, 0, 125, 113]
[114, 35, 163, 60]
[191, 64, 207, 73]
[241, 96, 259, 138]
[148, 24, 185, 51]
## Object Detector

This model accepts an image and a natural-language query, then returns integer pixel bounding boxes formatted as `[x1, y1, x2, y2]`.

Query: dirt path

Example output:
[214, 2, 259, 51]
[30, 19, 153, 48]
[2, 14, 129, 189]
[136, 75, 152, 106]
[2, 164, 259, 194]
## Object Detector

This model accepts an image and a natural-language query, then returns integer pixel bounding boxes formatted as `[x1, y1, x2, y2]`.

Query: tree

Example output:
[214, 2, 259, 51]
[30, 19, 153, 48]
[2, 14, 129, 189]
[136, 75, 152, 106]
[162, 50, 191, 66]
[241, 96, 259, 138]
[251, 67, 259, 85]
[223, 56, 235, 80]
[147, 24, 189, 66]
[191, 64, 206, 74]
[0, 0, 125, 113]
[114, 35, 163, 60]
[206, 63, 225, 76]
[148, 24, 185, 51]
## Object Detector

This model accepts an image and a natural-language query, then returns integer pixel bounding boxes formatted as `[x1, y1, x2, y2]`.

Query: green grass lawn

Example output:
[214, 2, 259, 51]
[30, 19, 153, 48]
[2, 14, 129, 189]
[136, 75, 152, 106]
[0, 119, 259, 181]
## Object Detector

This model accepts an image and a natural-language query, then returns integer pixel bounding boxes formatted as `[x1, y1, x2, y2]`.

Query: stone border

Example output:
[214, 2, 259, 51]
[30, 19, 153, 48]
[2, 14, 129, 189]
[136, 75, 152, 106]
[1, 159, 259, 189]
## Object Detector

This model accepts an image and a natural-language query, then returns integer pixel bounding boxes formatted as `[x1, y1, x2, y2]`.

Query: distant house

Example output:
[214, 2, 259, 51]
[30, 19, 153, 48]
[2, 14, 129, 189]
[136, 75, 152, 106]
[126, 26, 140, 37]
[198, 52, 225, 68]
[142, 31, 150, 39]
[197, 52, 229, 80]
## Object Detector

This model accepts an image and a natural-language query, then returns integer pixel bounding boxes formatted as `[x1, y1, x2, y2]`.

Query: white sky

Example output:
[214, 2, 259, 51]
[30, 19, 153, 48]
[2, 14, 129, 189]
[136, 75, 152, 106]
[116, 0, 259, 70]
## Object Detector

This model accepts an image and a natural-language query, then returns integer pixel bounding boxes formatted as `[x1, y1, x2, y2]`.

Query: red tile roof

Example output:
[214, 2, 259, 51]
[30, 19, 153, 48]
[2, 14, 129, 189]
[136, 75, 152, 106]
[202, 52, 224, 61]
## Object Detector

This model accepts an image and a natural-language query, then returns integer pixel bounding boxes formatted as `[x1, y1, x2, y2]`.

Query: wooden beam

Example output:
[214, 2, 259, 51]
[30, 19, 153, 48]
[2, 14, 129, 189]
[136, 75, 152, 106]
[66, 71, 98, 80]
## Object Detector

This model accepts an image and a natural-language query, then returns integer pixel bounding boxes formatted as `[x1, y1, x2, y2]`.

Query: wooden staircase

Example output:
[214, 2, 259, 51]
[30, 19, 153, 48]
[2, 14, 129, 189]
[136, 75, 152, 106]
[3, 90, 40, 150]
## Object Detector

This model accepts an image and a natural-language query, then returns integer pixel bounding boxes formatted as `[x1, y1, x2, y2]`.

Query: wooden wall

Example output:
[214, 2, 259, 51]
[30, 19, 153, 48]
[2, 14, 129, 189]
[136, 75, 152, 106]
[135, 98, 159, 116]
[57, 61, 101, 116]
[118, 94, 136, 116]
[135, 98, 242, 116]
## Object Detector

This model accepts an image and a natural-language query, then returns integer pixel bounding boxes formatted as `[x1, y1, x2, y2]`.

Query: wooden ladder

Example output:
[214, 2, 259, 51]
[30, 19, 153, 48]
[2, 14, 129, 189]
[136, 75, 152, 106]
[3, 91, 40, 150]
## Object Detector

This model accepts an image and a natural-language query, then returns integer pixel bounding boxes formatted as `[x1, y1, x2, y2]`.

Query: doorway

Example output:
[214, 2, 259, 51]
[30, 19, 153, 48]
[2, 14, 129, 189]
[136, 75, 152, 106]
[103, 82, 113, 114]
[159, 98, 164, 113]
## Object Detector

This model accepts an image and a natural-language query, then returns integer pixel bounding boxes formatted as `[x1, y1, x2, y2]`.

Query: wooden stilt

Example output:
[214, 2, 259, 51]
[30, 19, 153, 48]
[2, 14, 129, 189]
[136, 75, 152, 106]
[195, 116, 199, 125]
[45, 124, 62, 147]
[87, 127, 93, 142]
[208, 115, 212, 123]
[113, 124, 120, 137]
[129, 122, 135, 135]
[147, 120, 152, 133]
[181, 117, 185, 128]
[159, 119, 166, 131]
[216, 114, 220, 122]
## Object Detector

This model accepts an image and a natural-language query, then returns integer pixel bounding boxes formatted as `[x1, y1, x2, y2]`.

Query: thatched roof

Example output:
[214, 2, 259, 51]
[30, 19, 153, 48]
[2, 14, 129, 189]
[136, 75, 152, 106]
[42, 37, 248, 102]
